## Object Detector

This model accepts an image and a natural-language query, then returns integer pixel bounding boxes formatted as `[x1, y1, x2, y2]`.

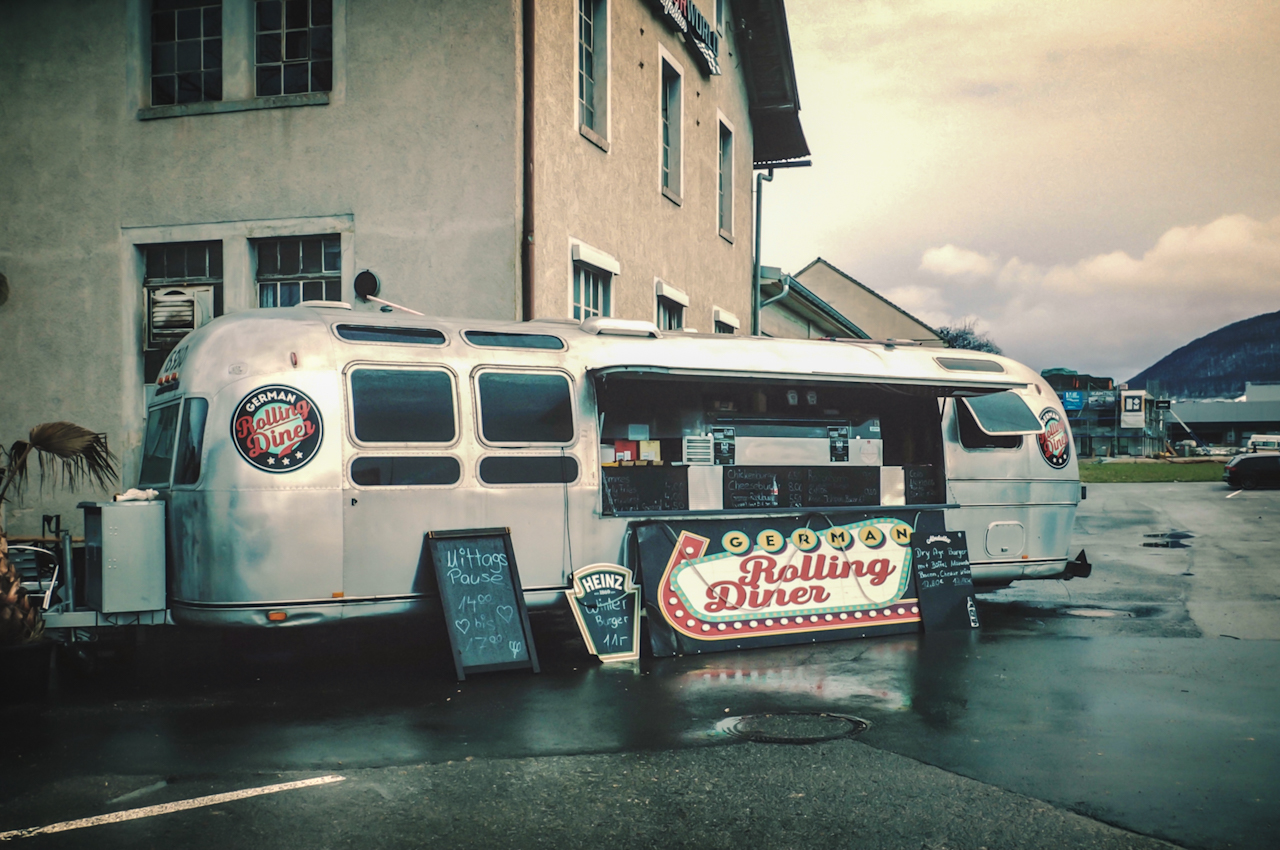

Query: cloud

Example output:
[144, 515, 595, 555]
[919, 245, 997, 278]
[915, 214, 1280, 379]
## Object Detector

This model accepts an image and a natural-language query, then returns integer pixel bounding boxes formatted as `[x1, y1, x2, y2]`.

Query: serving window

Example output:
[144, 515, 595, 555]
[592, 372, 947, 514]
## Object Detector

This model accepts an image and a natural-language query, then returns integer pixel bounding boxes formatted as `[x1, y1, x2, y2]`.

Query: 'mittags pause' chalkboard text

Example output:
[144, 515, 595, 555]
[423, 528, 540, 680]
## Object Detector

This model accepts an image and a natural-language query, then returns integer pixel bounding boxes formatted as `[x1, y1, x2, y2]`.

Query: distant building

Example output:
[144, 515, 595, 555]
[1041, 369, 1163, 456]
[1169, 382, 1280, 447]
[758, 270, 869, 340]
[790, 258, 944, 346]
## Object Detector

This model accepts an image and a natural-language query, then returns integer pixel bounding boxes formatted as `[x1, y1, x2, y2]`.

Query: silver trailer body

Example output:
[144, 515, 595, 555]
[139, 304, 1080, 628]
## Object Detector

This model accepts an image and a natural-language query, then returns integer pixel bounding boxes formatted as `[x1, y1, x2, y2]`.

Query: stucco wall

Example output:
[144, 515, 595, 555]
[530, 0, 754, 332]
[0, 0, 522, 533]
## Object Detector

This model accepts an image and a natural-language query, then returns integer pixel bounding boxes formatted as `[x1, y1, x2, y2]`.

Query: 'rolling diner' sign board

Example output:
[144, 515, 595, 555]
[423, 527, 539, 680]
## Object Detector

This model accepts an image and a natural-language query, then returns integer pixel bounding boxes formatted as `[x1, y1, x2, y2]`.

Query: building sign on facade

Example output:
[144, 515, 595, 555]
[645, 0, 721, 75]
[1121, 390, 1146, 429]
[231, 385, 323, 473]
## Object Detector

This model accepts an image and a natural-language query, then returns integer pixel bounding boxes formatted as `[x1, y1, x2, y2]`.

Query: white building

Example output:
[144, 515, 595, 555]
[0, 0, 808, 534]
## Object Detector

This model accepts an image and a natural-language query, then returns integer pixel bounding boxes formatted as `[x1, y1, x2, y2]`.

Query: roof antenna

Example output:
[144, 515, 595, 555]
[353, 270, 424, 316]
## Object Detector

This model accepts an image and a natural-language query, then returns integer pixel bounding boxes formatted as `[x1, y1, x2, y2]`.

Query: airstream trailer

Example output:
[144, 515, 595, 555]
[137, 303, 1084, 629]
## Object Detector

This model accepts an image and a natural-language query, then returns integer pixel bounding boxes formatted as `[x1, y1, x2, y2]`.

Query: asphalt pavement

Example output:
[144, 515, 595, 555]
[1, 482, 1277, 849]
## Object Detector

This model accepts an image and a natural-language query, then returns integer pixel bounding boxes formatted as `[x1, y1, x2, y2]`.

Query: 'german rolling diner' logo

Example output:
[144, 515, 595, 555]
[232, 385, 323, 473]
[1037, 408, 1070, 469]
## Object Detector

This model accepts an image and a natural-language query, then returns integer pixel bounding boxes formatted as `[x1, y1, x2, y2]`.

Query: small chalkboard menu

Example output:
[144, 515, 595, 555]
[905, 465, 942, 504]
[912, 529, 980, 632]
[602, 465, 690, 514]
[723, 466, 879, 510]
[423, 527, 539, 680]
[567, 564, 641, 662]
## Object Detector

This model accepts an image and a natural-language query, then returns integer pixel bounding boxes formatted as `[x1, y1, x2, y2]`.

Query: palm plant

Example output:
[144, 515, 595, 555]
[0, 423, 118, 646]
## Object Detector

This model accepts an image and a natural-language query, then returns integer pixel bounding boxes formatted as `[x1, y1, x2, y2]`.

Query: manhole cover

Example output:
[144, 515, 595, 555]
[720, 712, 868, 744]
[1061, 607, 1133, 618]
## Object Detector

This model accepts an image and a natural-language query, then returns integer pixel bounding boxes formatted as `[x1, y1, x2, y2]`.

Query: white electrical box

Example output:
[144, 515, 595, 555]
[82, 501, 166, 614]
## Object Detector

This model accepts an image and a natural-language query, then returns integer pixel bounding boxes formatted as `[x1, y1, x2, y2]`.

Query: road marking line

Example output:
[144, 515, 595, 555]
[0, 775, 345, 841]
[107, 780, 168, 806]
[1226, 490, 1242, 498]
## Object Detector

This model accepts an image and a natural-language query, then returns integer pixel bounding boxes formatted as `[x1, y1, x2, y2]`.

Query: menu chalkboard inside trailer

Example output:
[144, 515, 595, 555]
[904, 465, 942, 504]
[723, 466, 879, 510]
[911, 529, 979, 632]
[602, 465, 690, 514]
[423, 528, 539, 680]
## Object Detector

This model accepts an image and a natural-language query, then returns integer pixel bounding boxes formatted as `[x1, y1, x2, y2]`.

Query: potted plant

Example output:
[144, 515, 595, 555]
[1, 423, 117, 699]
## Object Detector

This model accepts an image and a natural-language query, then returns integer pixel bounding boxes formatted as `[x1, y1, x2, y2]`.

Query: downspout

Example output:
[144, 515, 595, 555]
[751, 168, 774, 336]
[520, 0, 536, 320]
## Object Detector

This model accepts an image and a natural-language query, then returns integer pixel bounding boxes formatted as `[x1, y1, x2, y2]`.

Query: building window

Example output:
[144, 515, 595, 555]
[578, 0, 608, 146]
[654, 280, 688, 331]
[151, 0, 222, 105]
[254, 234, 341, 307]
[255, 0, 333, 96]
[660, 57, 682, 198]
[713, 307, 739, 334]
[657, 297, 683, 331]
[718, 120, 734, 237]
[573, 263, 611, 320]
[142, 241, 223, 382]
[715, 0, 726, 33]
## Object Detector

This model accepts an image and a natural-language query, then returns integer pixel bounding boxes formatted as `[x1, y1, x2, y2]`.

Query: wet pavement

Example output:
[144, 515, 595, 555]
[2, 482, 1278, 848]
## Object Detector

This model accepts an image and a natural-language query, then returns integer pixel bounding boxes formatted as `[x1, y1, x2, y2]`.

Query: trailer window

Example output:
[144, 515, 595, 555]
[479, 455, 579, 484]
[956, 399, 1022, 450]
[173, 398, 209, 485]
[960, 392, 1042, 435]
[337, 325, 446, 345]
[464, 330, 565, 350]
[350, 456, 461, 486]
[477, 373, 574, 443]
[351, 369, 456, 443]
[139, 403, 181, 487]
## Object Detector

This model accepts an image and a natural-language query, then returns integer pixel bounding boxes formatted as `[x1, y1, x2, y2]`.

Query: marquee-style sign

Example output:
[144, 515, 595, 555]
[1037, 407, 1071, 469]
[231, 385, 323, 473]
[656, 518, 918, 640]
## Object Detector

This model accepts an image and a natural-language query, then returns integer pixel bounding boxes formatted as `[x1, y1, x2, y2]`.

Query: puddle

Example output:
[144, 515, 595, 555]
[1142, 540, 1191, 548]
[717, 712, 868, 744]
[1060, 608, 1134, 619]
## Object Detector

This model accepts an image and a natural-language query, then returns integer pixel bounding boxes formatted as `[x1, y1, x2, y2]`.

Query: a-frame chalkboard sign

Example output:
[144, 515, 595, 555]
[423, 527, 539, 680]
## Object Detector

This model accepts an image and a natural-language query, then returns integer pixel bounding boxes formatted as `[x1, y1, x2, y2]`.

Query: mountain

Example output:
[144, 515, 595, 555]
[1127, 310, 1280, 399]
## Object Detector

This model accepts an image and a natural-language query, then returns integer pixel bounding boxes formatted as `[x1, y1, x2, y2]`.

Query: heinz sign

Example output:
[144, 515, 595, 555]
[657, 518, 919, 640]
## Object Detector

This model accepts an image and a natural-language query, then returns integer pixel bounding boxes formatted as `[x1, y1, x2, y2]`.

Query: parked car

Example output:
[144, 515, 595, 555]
[1223, 452, 1280, 489]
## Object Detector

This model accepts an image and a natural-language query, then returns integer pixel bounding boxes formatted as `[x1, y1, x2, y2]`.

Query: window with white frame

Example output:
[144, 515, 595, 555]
[660, 56, 682, 198]
[654, 280, 688, 331]
[150, 1, 223, 105]
[254, 234, 341, 307]
[578, 0, 608, 146]
[141, 241, 224, 381]
[573, 264, 611, 320]
[255, 0, 333, 96]
[713, 307, 739, 334]
[718, 119, 734, 237]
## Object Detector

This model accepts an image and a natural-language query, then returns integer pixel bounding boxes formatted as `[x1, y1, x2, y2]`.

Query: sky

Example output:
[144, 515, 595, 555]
[763, 0, 1280, 381]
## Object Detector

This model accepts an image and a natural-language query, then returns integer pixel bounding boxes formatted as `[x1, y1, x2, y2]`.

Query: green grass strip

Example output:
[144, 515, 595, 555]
[1078, 462, 1226, 484]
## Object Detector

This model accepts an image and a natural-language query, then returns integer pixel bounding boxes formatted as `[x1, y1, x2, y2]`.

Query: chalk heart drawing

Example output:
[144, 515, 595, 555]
[455, 619, 470, 634]
[496, 605, 515, 623]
